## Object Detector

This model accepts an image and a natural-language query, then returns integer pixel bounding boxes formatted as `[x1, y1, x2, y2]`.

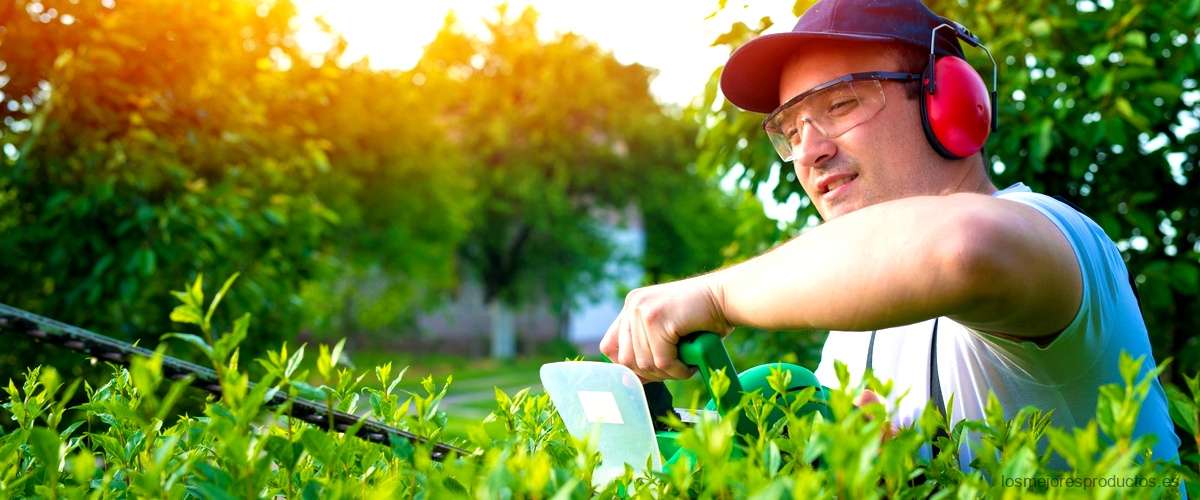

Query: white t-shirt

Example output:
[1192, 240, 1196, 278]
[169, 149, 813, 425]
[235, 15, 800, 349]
[813, 182, 1181, 466]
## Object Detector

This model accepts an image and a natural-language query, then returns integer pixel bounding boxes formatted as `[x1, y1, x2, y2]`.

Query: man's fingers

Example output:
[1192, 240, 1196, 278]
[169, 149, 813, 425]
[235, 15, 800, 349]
[598, 321, 619, 359]
[640, 310, 691, 380]
[658, 354, 692, 380]
[617, 318, 636, 367]
[853, 389, 896, 442]
[631, 309, 668, 381]
[855, 389, 883, 407]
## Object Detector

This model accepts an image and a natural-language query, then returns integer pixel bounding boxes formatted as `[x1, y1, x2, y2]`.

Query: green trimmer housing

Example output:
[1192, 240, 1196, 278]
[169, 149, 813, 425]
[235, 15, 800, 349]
[639, 332, 832, 467]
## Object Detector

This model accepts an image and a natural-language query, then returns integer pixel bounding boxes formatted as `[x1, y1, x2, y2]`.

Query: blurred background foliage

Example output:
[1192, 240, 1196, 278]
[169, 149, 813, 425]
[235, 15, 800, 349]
[0, 0, 742, 373]
[411, 8, 729, 357]
[0, 0, 1196, 383]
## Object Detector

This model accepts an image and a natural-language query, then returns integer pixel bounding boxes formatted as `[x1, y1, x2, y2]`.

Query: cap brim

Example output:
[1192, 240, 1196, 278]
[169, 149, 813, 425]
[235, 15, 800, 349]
[719, 31, 898, 114]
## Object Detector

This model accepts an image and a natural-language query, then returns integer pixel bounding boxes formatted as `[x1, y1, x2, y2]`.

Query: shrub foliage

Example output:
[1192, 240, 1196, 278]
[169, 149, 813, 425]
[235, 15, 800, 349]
[1, 277, 1196, 498]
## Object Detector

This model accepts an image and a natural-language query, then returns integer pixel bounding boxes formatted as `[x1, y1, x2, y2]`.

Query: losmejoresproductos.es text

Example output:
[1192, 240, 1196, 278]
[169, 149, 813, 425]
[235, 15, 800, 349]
[1003, 474, 1182, 489]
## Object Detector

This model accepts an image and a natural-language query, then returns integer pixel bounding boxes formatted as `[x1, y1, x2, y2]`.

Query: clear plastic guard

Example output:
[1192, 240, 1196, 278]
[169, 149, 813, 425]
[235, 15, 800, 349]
[540, 361, 661, 486]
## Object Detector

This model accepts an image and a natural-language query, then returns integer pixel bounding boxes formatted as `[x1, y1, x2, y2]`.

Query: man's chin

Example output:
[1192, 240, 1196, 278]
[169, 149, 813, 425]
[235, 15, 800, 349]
[818, 201, 859, 221]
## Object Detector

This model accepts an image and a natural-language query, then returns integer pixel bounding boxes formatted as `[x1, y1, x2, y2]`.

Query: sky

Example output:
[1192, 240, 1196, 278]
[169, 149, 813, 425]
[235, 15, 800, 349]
[290, 0, 797, 107]
[290, 1, 806, 226]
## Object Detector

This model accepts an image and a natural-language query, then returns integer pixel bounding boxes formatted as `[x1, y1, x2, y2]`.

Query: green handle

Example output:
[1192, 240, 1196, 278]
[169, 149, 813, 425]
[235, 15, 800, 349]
[600, 332, 750, 432]
[677, 332, 744, 416]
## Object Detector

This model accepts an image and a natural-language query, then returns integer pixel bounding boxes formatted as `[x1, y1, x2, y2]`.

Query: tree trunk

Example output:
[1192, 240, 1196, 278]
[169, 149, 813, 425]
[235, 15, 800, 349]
[489, 300, 517, 359]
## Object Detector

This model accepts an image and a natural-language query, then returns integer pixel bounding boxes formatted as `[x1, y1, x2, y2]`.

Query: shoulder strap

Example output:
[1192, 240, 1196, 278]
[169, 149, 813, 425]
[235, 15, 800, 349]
[929, 318, 949, 458]
[863, 321, 947, 458]
[866, 330, 877, 371]
[929, 318, 945, 416]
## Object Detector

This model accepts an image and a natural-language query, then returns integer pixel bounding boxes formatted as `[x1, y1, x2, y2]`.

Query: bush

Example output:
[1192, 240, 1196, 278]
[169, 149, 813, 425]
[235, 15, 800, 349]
[1, 278, 1196, 498]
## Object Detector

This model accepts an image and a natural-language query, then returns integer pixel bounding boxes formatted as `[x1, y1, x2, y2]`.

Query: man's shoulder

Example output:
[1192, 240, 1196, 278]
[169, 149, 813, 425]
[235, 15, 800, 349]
[985, 183, 1113, 256]
[990, 183, 1090, 225]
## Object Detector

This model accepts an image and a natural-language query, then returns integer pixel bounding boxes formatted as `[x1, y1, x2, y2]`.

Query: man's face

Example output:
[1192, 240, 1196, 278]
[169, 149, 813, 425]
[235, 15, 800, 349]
[777, 42, 947, 220]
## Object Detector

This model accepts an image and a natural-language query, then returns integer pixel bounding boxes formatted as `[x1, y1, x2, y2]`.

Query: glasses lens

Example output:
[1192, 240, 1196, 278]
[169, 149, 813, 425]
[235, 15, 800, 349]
[764, 79, 887, 162]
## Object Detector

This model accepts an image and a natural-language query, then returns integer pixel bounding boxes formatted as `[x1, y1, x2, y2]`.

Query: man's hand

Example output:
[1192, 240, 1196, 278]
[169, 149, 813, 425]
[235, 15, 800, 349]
[856, 389, 898, 442]
[598, 275, 733, 382]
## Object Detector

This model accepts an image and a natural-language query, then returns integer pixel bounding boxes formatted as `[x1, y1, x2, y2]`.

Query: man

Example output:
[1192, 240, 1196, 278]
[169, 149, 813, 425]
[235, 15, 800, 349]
[598, 0, 1180, 465]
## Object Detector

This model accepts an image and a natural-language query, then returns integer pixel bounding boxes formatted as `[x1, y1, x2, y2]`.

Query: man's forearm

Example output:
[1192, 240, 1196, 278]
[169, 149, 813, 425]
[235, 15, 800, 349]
[707, 194, 993, 332]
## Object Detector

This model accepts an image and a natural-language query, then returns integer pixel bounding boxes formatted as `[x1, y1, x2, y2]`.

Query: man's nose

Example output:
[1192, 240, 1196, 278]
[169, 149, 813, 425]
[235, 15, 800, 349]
[794, 120, 837, 168]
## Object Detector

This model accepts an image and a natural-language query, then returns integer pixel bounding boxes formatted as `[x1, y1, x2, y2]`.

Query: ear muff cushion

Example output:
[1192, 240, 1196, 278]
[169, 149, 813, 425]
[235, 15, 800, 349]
[920, 56, 992, 159]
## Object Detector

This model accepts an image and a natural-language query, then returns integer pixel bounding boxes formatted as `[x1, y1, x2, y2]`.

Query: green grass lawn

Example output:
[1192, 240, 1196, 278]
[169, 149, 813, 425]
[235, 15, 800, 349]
[339, 347, 716, 442]
[344, 348, 565, 440]
[345, 349, 565, 392]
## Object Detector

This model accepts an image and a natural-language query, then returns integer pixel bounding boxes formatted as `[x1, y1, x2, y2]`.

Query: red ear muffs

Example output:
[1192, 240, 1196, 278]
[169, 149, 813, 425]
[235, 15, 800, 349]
[919, 56, 993, 159]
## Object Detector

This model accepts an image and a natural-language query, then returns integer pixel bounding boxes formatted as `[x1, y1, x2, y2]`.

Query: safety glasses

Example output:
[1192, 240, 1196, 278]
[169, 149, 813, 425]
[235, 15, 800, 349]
[762, 71, 920, 162]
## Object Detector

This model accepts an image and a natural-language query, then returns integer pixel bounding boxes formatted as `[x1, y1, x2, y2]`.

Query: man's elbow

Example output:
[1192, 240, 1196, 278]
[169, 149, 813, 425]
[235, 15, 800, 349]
[932, 204, 1017, 319]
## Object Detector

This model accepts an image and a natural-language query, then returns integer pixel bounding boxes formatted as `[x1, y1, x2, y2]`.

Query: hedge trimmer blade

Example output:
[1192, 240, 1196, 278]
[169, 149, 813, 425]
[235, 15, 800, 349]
[0, 302, 474, 462]
[540, 361, 663, 485]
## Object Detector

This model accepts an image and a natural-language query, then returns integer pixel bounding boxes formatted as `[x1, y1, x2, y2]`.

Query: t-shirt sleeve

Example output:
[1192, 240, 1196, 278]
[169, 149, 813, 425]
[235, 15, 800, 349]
[968, 192, 1138, 384]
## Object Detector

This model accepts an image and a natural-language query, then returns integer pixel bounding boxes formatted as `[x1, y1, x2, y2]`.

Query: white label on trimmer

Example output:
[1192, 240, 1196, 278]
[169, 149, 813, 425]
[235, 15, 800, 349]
[577, 390, 624, 424]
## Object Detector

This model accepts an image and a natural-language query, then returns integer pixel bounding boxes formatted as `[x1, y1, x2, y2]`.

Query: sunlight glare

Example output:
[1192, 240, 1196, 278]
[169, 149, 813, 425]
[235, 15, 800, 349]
[291, 0, 795, 106]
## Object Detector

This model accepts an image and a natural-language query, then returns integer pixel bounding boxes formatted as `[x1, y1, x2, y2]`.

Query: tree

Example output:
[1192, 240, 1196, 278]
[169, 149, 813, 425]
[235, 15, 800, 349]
[0, 0, 334, 363]
[281, 43, 475, 339]
[697, 0, 1200, 377]
[0, 0, 472, 369]
[416, 7, 702, 358]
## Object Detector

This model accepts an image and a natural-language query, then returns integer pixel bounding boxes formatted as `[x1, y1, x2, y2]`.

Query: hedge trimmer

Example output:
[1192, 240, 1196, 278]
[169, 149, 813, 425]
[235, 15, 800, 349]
[0, 302, 473, 461]
[2, 301, 832, 480]
[540, 332, 831, 485]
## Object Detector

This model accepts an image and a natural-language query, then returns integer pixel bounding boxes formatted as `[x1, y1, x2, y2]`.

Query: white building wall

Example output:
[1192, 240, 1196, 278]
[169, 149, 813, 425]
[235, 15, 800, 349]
[567, 207, 644, 353]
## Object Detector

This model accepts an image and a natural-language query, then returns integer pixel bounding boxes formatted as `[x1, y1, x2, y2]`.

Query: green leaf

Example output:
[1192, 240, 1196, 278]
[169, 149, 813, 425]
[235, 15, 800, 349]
[1029, 117, 1054, 170]
[1186, 0, 1200, 17]
[708, 367, 730, 404]
[264, 435, 303, 470]
[317, 344, 334, 380]
[29, 427, 62, 470]
[162, 333, 214, 359]
[1144, 82, 1182, 101]
[711, 22, 755, 48]
[330, 338, 346, 370]
[155, 375, 194, 422]
[214, 313, 251, 360]
[792, 0, 818, 17]
[833, 360, 850, 390]
[189, 274, 205, 309]
[1087, 72, 1114, 98]
[290, 381, 326, 401]
[1166, 385, 1198, 436]
[300, 428, 336, 465]
[204, 272, 241, 328]
[764, 440, 781, 477]
[1102, 117, 1129, 146]
[766, 365, 792, 398]
[389, 433, 414, 461]
[285, 344, 306, 379]
[193, 462, 236, 500]
[1170, 262, 1199, 294]
[1029, 19, 1051, 37]
[69, 451, 96, 485]
[1123, 30, 1147, 48]
[494, 387, 511, 410]
[169, 306, 204, 326]
[1113, 97, 1150, 132]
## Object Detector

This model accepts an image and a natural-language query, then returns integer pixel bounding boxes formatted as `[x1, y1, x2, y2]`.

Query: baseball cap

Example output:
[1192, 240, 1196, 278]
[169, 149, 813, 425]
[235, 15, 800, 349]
[719, 0, 965, 114]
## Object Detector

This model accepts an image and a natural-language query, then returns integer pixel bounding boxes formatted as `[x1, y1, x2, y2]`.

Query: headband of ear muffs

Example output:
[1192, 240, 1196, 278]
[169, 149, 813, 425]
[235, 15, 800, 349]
[918, 25, 997, 160]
